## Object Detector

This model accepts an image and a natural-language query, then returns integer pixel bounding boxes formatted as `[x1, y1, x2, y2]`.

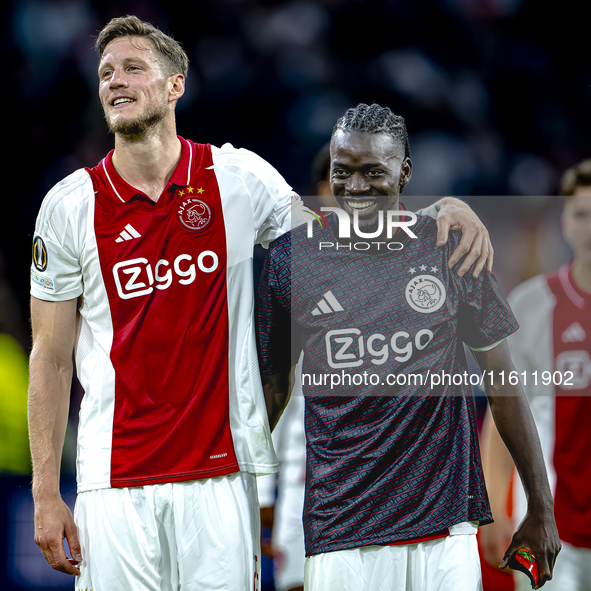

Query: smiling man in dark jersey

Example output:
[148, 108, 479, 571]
[257, 103, 561, 591]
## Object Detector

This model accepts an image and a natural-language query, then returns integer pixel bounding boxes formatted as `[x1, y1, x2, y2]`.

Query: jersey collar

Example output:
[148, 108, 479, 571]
[100, 136, 194, 203]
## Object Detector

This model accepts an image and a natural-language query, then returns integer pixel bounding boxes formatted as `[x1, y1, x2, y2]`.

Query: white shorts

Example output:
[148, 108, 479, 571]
[273, 482, 306, 591]
[305, 524, 482, 591]
[74, 472, 261, 591]
[514, 540, 591, 591]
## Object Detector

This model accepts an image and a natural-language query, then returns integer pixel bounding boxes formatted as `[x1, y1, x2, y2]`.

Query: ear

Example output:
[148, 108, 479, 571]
[168, 74, 185, 103]
[399, 157, 412, 188]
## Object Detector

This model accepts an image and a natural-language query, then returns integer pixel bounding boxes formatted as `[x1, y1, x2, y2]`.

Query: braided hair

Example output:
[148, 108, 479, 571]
[331, 103, 410, 160]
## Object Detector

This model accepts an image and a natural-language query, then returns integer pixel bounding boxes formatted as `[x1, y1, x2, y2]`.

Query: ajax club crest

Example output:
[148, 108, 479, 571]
[177, 189, 214, 233]
[406, 275, 446, 313]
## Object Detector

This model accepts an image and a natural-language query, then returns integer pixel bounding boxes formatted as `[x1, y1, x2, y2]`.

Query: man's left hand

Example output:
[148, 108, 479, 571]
[435, 197, 494, 277]
[499, 508, 561, 589]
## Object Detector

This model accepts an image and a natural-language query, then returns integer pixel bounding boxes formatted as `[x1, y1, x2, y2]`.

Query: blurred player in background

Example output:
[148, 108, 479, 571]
[481, 160, 591, 590]
[28, 16, 494, 591]
[258, 103, 560, 591]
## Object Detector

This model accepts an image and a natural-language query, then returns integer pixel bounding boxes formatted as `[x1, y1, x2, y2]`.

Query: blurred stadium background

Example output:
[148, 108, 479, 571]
[0, 0, 583, 588]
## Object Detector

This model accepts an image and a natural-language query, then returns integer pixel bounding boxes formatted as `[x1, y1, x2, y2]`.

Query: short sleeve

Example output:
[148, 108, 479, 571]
[452, 245, 519, 350]
[210, 144, 297, 248]
[30, 170, 89, 302]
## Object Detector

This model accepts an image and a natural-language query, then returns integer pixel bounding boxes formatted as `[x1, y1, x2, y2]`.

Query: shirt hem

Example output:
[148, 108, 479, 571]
[77, 461, 280, 492]
[306, 515, 491, 556]
[30, 287, 83, 302]
[109, 462, 240, 488]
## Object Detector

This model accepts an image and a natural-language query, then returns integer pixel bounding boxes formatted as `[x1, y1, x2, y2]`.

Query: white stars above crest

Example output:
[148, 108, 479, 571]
[408, 263, 440, 275]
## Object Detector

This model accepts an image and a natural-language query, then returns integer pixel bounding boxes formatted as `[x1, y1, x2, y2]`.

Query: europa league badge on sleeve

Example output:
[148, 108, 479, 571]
[32, 236, 48, 272]
[31, 235, 55, 292]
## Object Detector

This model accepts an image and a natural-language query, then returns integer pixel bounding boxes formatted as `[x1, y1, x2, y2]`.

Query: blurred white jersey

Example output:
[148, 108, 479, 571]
[508, 263, 591, 553]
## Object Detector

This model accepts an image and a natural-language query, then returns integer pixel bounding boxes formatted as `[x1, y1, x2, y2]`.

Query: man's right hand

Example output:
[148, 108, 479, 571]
[34, 496, 82, 575]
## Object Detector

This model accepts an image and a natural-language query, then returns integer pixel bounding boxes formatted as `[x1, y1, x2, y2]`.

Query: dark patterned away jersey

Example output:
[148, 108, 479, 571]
[257, 212, 519, 556]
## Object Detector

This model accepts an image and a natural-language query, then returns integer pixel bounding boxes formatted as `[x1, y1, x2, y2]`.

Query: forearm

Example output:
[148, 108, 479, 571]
[487, 390, 553, 512]
[475, 342, 560, 584]
[28, 347, 73, 501]
[263, 371, 290, 431]
[475, 343, 553, 511]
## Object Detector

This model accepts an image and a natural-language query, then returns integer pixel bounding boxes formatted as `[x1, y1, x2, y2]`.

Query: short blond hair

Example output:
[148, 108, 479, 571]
[96, 15, 188, 78]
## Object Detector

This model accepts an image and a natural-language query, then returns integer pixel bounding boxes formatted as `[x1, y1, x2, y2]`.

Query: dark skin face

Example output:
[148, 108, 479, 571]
[329, 130, 412, 240]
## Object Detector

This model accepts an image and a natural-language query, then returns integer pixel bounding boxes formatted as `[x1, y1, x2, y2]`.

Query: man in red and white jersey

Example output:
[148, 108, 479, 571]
[28, 15, 496, 591]
[481, 162, 591, 590]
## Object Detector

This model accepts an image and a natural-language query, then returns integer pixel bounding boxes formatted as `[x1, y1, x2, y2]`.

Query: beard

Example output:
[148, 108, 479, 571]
[104, 88, 168, 138]
[107, 109, 166, 137]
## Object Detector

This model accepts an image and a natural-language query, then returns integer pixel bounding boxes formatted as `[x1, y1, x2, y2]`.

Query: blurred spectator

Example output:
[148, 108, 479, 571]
[0, 250, 30, 475]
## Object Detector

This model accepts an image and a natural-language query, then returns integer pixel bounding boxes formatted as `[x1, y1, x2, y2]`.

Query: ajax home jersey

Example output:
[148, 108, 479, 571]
[258, 214, 518, 556]
[31, 137, 297, 492]
[508, 264, 591, 549]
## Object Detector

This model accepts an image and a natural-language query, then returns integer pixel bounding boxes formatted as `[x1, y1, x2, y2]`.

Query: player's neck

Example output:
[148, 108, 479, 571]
[112, 124, 182, 203]
[571, 258, 591, 294]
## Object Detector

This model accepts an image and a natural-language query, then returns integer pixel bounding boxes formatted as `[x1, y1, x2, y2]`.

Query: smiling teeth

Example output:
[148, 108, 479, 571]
[114, 98, 134, 106]
[348, 201, 373, 209]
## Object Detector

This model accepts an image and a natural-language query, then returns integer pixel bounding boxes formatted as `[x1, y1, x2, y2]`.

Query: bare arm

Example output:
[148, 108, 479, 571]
[479, 406, 515, 568]
[263, 371, 291, 432]
[419, 197, 494, 278]
[474, 341, 560, 588]
[29, 296, 81, 575]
